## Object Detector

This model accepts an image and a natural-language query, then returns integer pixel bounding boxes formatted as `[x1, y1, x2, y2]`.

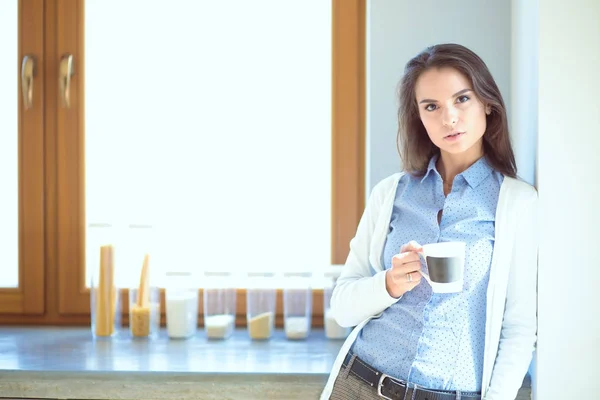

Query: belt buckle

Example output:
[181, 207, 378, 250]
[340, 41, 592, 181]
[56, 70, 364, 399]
[377, 373, 394, 400]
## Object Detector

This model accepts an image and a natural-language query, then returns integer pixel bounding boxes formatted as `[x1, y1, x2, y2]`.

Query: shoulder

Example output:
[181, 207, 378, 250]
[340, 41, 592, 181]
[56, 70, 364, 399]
[371, 172, 407, 199]
[500, 176, 538, 208]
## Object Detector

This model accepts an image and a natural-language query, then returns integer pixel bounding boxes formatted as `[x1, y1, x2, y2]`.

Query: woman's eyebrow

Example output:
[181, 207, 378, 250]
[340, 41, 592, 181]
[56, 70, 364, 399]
[418, 88, 473, 104]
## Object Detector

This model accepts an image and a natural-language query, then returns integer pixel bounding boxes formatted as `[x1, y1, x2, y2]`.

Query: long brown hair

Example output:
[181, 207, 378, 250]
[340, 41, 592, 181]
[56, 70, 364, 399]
[397, 43, 516, 178]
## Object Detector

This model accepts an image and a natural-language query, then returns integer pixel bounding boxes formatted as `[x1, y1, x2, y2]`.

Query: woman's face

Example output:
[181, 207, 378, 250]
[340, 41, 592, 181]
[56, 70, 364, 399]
[414, 67, 489, 158]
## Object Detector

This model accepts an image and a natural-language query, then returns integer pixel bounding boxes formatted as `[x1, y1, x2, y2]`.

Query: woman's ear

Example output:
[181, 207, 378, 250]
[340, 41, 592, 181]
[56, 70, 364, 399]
[485, 105, 492, 115]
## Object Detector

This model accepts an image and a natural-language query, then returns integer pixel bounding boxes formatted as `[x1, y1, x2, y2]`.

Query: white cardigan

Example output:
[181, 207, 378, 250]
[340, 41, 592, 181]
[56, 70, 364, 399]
[321, 173, 538, 400]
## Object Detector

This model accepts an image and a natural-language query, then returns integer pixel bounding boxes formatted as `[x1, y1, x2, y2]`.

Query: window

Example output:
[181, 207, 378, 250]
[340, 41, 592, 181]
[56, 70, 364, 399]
[83, 1, 332, 287]
[0, 0, 19, 289]
[0, 0, 365, 325]
[0, 0, 45, 316]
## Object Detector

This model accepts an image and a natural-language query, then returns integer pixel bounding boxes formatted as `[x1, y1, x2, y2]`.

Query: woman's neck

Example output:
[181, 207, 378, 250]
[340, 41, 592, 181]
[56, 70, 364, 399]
[436, 142, 484, 184]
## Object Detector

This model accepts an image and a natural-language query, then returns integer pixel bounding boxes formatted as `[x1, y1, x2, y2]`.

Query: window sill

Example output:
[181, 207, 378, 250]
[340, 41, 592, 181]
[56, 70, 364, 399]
[0, 327, 344, 400]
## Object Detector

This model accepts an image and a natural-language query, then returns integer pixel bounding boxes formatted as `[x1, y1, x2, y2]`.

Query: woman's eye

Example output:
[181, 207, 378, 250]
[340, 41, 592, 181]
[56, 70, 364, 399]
[457, 95, 470, 103]
[425, 104, 437, 112]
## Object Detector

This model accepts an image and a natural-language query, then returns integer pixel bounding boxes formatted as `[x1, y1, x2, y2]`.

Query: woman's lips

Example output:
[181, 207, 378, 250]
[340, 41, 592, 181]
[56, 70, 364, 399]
[444, 132, 465, 141]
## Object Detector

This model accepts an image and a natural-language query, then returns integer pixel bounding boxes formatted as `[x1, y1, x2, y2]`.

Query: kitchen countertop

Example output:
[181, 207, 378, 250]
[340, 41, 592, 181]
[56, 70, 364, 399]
[0, 327, 342, 399]
[0, 327, 531, 400]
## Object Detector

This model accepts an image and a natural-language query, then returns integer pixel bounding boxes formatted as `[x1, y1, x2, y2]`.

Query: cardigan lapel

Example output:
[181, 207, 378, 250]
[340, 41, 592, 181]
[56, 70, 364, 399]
[369, 173, 403, 273]
[481, 177, 518, 394]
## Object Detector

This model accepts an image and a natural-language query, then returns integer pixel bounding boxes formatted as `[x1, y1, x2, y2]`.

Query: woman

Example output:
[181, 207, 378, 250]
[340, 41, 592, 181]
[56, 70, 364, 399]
[321, 44, 537, 400]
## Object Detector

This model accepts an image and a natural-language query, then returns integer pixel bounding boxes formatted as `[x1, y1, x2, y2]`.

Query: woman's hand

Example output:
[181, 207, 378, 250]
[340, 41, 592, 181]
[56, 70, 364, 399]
[385, 241, 424, 298]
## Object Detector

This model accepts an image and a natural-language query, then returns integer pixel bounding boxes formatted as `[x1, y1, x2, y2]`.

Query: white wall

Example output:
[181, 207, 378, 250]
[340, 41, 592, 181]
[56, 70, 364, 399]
[366, 0, 512, 191]
[536, 0, 600, 398]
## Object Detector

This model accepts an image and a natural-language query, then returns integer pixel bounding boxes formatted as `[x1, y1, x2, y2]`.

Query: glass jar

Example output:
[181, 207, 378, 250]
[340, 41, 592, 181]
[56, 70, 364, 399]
[124, 251, 160, 339]
[203, 271, 236, 340]
[165, 272, 199, 339]
[128, 285, 160, 339]
[90, 244, 121, 338]
[246, 272, 277, 340]
[283, 272, 312, 340]
[323, 270, 350, 339]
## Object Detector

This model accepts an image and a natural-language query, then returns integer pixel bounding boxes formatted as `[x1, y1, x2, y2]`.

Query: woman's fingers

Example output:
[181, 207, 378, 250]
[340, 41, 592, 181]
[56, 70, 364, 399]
[385, 241, 425, 298]
[391, 251, 420, 268]
[399, 270, 422, 284]
[392, 261, 422, 275]
[400, 240, 423, 253]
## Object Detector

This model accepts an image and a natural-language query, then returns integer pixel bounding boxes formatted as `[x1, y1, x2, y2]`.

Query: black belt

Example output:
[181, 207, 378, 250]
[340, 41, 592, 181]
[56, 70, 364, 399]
[342, 352, 481, 400]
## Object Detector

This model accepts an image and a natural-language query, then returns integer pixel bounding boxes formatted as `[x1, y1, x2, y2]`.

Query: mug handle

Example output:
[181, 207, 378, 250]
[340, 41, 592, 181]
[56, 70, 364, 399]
[417, 252, 432, 284]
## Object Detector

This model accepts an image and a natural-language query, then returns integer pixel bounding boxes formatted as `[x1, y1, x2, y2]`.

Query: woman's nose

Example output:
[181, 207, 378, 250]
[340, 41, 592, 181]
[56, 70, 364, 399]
[442, 107, 458, 127]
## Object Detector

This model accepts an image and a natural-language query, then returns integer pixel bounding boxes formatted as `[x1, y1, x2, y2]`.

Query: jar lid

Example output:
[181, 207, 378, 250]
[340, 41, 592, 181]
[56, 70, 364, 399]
[165, 271, 193, 277]
[204, 271, 232, 277]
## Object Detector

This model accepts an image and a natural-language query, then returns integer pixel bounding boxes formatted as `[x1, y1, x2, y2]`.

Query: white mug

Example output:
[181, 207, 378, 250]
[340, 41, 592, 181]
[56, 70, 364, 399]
[419, 241, 466, 293]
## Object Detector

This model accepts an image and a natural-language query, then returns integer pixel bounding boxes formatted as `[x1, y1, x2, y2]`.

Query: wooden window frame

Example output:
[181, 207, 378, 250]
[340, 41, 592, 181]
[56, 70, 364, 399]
[0, 0, 45, 315]
[0, 0, 365, 326]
